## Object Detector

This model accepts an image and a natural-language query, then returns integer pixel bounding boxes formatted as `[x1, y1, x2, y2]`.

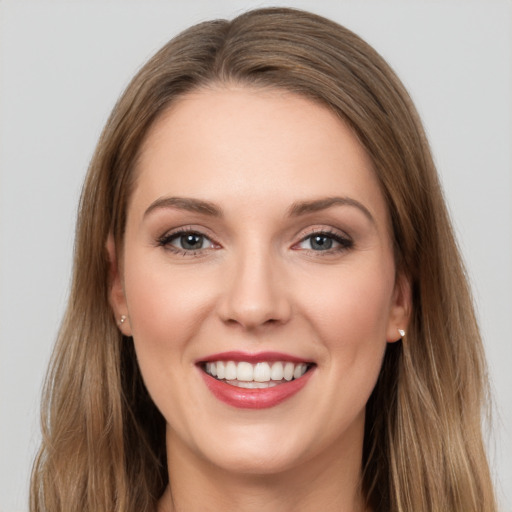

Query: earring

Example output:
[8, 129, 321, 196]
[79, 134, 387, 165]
[119, 315, 127, 326]
[398, 328, 405, 337]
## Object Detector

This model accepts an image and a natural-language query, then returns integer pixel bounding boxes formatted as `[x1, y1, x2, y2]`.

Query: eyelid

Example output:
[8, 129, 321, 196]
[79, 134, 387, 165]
[157, 225, 221, 255]
[155, 224, 352, 256]
[296, 225, 352, 242]
[292, 226, 353, 252]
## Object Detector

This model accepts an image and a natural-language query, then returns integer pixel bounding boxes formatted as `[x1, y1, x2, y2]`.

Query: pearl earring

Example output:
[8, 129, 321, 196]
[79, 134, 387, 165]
[119, 315, 127, 326]
[398, 328, 405, 337]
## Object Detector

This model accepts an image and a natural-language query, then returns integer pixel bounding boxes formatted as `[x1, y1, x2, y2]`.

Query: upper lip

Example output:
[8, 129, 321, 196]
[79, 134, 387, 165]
[197, 351, 313, 364]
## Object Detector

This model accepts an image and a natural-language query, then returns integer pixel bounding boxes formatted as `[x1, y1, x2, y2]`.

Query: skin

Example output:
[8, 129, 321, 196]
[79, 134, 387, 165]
[109, 86, 410, 512]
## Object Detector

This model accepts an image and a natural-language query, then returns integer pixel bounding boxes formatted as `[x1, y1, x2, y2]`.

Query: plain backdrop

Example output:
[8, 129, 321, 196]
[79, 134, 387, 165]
[0, 1, 511, 511]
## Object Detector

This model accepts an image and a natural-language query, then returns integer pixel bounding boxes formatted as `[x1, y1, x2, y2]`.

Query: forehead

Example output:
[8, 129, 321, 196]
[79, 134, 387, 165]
[132, 86, 388, 226]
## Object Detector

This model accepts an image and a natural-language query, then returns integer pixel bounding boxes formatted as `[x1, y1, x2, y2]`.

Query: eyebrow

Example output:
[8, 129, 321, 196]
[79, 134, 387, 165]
[143, 195, 374, 223]
[144, 196, 223, 218]
[288, 196, 375, 224]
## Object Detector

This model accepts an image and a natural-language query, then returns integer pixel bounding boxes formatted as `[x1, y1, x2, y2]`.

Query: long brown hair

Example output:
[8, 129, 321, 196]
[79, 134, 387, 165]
[30, 7, 496, 511]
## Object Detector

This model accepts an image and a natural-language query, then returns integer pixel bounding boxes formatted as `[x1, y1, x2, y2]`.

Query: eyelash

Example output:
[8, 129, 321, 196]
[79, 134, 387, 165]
[157, 227, 218, 257]
[157, 227, 353, 256]
[294, 228, 353, 255]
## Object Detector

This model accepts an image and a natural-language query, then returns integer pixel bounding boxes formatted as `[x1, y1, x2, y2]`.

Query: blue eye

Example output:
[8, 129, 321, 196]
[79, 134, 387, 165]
[174, 233, 208, 250]
[308, 234, 335, 250]
[297, 231, 352, 252]
[159, 230, 215, 253]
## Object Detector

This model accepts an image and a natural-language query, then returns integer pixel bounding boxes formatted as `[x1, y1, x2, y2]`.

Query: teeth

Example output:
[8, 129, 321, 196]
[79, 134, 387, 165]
[284, 362, 294, 381]
[293, 363, 307, 379]
[227, 380, 278, 389]
[270, 361, 283, 380]
[253, 362, 271, 382]
[237, 361, 254, 381]
[206, 361, 217, 377]
[225, 361, 237, 380]
[216, 361, 225, 379]
[204, 360, 309, 383]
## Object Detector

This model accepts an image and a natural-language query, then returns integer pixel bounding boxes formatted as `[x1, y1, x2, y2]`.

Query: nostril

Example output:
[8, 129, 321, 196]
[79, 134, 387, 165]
[222, 315, 285, 330]
[215, 260, 292, 329]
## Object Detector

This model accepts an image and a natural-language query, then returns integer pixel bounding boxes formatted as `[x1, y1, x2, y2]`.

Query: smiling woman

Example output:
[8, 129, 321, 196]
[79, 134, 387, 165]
[30, 7, 497, 512]
[110, 90, 405, 503]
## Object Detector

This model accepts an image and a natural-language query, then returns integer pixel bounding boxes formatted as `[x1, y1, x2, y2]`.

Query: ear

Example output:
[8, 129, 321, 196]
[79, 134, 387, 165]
[106, 234, 132, 336]
[386, 272, 411, 343]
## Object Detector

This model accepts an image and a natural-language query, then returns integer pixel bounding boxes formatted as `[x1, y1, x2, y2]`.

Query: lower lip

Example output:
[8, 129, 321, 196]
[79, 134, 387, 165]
[200, 367, 314, 409]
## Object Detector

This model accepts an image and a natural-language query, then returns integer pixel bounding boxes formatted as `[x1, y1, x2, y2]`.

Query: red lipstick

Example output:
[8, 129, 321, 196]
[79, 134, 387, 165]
[197, 351, 315, 409]
[199, 350, 310, 364]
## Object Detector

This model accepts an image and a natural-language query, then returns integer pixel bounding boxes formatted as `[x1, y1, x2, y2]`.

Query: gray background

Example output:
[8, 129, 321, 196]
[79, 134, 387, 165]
[1, 1, 511, 510]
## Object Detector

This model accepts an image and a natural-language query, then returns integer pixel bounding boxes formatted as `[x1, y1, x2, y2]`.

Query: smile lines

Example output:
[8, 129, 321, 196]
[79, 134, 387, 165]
[203, 360, 310, 388]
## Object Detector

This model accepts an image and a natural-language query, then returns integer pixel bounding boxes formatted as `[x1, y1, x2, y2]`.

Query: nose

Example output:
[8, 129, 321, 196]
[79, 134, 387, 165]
[217, 246, 292, 330]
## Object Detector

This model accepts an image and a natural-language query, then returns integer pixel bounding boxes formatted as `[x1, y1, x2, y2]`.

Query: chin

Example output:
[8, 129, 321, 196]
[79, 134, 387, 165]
[186, 420, 325, 477]
[208, 445, 307, 477]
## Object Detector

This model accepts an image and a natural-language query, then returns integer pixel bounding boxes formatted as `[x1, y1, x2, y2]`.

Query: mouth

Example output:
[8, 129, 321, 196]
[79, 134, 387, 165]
[197, 352, 316, 409]
[201, 360, 312, 388]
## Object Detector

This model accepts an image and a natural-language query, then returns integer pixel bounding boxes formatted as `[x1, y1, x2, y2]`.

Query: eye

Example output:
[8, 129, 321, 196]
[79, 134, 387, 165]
[158, 229, 217, 254]
[296, 230, 352, 252]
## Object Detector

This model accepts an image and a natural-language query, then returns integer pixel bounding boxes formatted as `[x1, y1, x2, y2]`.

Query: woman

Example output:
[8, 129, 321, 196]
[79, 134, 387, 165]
[30, 7, 496, 511]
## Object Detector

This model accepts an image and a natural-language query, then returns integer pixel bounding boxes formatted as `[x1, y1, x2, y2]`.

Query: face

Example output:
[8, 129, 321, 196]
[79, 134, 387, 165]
[110, 87, 409, 476]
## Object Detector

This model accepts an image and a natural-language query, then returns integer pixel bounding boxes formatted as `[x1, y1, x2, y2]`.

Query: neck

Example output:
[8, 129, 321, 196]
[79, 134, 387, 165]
[157, 422, 368, 512]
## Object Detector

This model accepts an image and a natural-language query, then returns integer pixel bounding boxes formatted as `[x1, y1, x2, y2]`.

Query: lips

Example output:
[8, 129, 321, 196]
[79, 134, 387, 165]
[197, 351, 315, 409]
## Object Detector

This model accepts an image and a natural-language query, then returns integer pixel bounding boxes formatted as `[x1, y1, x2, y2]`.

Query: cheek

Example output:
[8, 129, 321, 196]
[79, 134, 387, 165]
[293, 262, 395, 436]
[121, 253, 221, 430]
[299, 258, 395, 376]
[305, 258, 393, 327]
[122, 253, 217, 364]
